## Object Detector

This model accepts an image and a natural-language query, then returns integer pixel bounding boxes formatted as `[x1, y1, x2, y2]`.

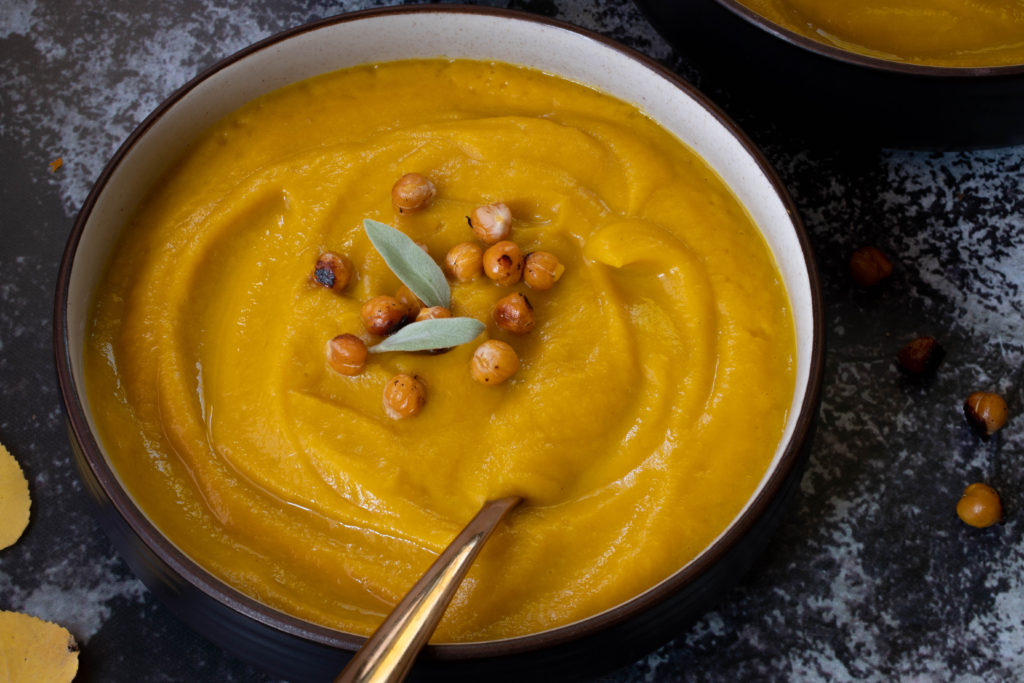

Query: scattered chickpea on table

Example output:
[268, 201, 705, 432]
[963, 391, 1009, 438]
[849, 245, 893, 288]
[867, 246, 1012, 528]
[956, 483, 1003, 529]
[897, 336, 944, 376]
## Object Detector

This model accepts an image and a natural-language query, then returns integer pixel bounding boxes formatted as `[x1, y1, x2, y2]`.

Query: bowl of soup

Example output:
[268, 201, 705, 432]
[634, 0, 1024, 148]
[54, 6, 823, 680]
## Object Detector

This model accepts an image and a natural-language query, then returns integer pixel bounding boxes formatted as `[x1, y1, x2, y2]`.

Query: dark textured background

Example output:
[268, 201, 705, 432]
[1, 1, 1021, 680]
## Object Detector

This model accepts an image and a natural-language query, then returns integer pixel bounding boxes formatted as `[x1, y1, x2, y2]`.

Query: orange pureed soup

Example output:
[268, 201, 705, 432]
[85, 59, 795, 641]
[737, 0, 1024, 67]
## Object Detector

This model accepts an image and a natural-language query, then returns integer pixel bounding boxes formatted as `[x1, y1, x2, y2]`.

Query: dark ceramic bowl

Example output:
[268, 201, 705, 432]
[54, 6, 824, 681]
[634, 0, 1024, 148]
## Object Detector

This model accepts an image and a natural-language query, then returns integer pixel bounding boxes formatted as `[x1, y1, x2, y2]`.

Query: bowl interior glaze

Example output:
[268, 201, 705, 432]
[56, 6, 823, 678]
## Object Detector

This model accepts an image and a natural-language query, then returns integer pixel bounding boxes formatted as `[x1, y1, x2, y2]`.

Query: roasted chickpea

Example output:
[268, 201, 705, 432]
[897, 336, 944, 376]
[445, 242, 484, 281]
[471, 340, 519, 385]
[325, 334, 368, 376]
[416, 306, 452, 322]
[383, 374, 427, 419]
[849, 246, 893, 287]
[469, 202, 512, 244]
[312, 251, 352, 292]
[395, 284, 424, 319]
[391, 173, 436, 213]
[492, 292, 535, 334]
[956, 483, 1003, 528]
[482, 240, 524, 286]
[523, 251, 565, 290]
[964, 391, 1010, 438]
[361, 295, 409, 336]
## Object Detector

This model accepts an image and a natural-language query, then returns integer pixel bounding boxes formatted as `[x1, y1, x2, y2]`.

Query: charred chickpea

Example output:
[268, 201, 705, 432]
[391, 173, 436, 213]
[361, 295, 409, 336]
[897, 336, 944, 376]
[325, 334, 368, 376]
[964, 391, 1009, 438]
[956, 483, 1003, 528]
[523, 251, 565, 291]
[849, 246, 893, 287]
[445, 242, 484, 281]
[492, 292, 535, 335]
[395, 284, 424, 319]
[469, 202, 512, 244]
[482, 240, 524, 286]
[416, 306, 452, 322]
[383, 373, 427, 419]
[471, 340, 520, 385]
[312, 251, 352, 292]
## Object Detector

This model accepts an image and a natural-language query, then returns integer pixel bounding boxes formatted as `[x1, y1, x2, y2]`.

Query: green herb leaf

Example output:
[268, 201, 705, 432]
[363, 219, 450, 308]
[369, 317, 485, 354]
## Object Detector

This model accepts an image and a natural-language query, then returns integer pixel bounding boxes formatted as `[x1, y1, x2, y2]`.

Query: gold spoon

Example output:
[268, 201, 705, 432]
[335, 495, 523, 683]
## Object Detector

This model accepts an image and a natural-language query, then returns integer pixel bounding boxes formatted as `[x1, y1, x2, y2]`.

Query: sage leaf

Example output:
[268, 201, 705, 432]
[363, 219, 450, 308]
[369, 317, 485, 354]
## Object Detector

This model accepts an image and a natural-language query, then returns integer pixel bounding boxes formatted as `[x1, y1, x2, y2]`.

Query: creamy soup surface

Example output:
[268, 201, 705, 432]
[85, 59, 796, 642]
[737, 0, 1024, 67]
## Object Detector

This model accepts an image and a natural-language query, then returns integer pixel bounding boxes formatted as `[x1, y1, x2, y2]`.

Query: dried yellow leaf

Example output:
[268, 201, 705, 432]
[0, 442, 30, 550]
[0, 611, 78, 682]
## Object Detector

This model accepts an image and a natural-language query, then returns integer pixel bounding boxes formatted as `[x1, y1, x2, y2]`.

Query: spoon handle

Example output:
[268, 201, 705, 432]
[335, 495, 522, 683]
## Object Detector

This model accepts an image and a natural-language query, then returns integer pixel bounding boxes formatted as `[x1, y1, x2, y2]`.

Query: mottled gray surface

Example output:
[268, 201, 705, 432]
[1, 0, 1021, 681]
